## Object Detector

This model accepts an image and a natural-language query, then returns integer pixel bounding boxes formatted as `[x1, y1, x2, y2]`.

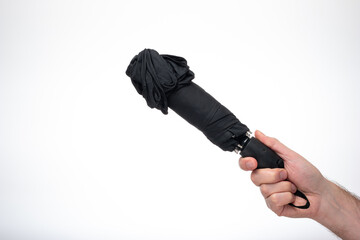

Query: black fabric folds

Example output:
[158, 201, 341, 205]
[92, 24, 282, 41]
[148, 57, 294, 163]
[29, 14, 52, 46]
[125, 49, 194, 114]
[126, 49, 249, 152]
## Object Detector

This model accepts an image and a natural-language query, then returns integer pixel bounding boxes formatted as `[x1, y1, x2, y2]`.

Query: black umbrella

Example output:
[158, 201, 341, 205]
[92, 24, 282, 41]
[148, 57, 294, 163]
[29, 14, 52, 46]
[126, 49, 309, 209]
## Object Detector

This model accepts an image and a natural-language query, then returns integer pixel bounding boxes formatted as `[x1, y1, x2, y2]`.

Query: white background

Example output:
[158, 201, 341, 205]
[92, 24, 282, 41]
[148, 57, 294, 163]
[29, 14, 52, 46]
[1, 0, 359, 239]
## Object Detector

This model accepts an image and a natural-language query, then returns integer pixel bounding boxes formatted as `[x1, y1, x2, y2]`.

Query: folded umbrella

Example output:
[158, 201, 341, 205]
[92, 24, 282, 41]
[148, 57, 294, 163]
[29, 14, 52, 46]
[126, 49, 309, 209]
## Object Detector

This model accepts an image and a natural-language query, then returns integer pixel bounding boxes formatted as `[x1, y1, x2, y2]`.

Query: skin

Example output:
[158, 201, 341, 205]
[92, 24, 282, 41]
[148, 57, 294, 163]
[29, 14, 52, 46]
[239, 130, 360, 240]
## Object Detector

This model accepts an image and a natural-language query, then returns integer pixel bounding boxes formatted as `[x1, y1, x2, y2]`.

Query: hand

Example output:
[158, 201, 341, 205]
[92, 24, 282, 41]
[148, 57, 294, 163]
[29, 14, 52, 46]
[239, 130, 360, 239]
[239, 130, 326, 218]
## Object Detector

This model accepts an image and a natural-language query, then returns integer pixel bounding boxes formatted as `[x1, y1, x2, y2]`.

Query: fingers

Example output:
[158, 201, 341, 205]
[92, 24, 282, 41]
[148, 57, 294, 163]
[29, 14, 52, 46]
[239, 130, 315, 218]
[254, 130, 291, 156]
[239, 157, 257, 171]
[251, 169, 299, 216]
[251, 168, 287, 186]
[260, 181, 297, 198]
[266, 192, 296, 214]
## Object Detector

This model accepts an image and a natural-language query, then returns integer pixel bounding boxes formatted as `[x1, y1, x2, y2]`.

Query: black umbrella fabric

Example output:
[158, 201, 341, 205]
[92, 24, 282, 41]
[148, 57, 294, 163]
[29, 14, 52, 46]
[125, 49, 249, 152]
[126, 49, 310, 209]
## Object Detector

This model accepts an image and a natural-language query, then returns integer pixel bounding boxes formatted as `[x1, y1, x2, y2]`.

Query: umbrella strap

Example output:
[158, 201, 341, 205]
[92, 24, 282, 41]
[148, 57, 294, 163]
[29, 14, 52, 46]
[289, 190, 310, 209]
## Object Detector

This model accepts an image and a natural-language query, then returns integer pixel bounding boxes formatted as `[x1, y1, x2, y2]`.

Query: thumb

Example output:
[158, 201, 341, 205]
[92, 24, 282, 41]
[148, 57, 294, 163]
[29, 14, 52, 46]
[254, 130, 294, 162]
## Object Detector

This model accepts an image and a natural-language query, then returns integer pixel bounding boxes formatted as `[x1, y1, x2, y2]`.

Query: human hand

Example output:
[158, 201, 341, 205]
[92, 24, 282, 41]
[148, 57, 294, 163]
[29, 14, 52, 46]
[239, 130, 360, 239]
[239, 130, 327, 218]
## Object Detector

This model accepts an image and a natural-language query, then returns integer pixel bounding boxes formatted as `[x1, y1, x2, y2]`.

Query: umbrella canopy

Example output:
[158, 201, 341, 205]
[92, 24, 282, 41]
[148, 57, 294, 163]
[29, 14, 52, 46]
[126, 49, 310, 210]
[126, 49, 249, 151]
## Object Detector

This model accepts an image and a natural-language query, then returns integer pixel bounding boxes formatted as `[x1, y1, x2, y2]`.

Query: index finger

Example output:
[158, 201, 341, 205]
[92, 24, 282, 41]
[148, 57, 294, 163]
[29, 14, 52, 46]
[239, 157, 258, 171]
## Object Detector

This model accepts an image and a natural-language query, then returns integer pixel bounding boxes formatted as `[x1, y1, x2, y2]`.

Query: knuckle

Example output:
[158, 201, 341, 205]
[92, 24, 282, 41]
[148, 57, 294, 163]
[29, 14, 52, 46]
[238, 158, 243, 169]
[265, 198, 277, 213]
[275, 210, 283, 217]
[265, 199, 272, 209]
[268, 194, 282, 207]
[268, 194, 278, 205]
[260, 184, 269, 197]
[250, 171, 259, 186]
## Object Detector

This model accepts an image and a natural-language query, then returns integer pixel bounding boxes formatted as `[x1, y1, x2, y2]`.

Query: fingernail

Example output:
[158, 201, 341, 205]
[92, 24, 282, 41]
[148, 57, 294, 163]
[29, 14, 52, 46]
[291, 184, 297, 193]
[246, 161, 255, 170]
[280, 171, 287, 180]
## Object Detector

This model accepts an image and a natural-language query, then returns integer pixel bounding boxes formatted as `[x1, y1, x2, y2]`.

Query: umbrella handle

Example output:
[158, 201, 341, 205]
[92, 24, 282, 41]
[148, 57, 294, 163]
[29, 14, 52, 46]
[240, 137, 310, 209]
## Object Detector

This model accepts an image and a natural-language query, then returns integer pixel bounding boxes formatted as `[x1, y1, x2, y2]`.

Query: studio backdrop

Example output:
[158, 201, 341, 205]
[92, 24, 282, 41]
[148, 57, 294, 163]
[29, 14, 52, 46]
[0, 0, 359, 239]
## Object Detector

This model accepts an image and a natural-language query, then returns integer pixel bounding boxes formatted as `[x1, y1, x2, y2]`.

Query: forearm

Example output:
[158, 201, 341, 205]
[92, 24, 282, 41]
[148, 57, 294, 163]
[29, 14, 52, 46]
[313, 180, 360, 240]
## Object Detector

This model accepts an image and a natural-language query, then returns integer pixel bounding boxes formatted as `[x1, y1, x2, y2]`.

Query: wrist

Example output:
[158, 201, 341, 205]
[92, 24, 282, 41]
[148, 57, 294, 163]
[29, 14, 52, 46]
[312, 179, 360, 239]
[311, 179, 337, 222]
